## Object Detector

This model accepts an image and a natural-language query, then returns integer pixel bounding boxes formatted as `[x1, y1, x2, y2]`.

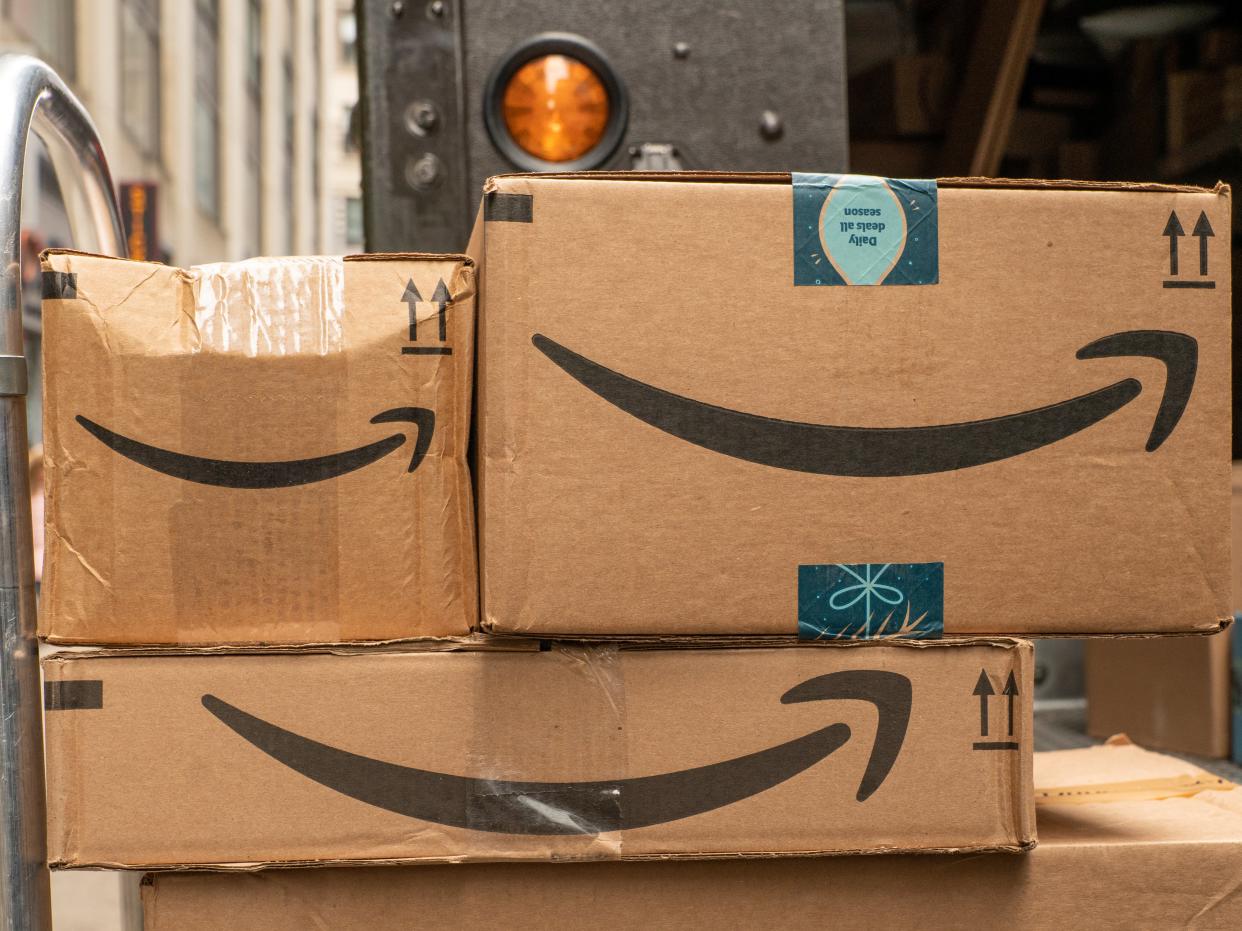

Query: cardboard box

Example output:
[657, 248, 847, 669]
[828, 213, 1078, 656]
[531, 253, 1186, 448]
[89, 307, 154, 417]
[44, 638, 1034, 867]
[140, 742, 1241, 931]
[1086, 631, 1233, 759]
[39, 251, 476, 644]
[1085, 460, 1242, 760]
[475, 173, 1231, 638]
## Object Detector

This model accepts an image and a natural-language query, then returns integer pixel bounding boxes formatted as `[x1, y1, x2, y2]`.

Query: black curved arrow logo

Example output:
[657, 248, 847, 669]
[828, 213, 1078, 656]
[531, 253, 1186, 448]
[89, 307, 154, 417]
[532, 330, 1197, 476]
[201, 669, 911, 835]
[75, 407, 435, 488]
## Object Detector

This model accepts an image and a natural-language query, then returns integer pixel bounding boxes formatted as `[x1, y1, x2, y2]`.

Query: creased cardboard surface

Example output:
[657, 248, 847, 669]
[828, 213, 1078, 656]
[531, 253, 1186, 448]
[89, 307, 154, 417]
[475, 173, 1231, 637]
[44, 639, 1032, 867]
[39, 251, 476, 644]
[141, 742, 1241, 930]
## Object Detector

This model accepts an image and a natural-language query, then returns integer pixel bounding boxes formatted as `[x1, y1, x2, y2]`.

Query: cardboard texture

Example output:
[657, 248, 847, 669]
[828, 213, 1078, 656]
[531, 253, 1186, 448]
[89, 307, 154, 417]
[38, 251, 476, 644]
[43, 639, 1033, 868]
[1086, 630, 1233, 758]
[1084, 461, 1242, 759]
[475, 173, 1232, 638]
[140, 742, 1241, 931]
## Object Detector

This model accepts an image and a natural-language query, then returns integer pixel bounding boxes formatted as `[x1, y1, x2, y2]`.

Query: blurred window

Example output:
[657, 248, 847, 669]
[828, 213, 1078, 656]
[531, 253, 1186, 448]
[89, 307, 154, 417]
[246, 0, 262, 253]
[7, 0, 76, 80]
[194, 0, 221, 220]
[283, 54, 295, 252]
[120, 0, 160, 158]
[339, 11, 356, 64]
[345, 197, 363, 248]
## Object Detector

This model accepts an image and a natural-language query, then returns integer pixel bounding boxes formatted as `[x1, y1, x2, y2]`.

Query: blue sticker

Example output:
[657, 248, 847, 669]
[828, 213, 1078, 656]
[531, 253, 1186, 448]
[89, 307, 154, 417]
[798, 562, 944, 640]
[793, 174, 938, 286]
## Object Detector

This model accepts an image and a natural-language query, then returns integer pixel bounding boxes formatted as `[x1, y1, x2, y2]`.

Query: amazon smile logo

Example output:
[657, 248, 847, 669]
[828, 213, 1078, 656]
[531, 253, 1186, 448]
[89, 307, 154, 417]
[75, 407, 434, 488]
[532, 330, 1197, 476]
[202, 669, 910, 835]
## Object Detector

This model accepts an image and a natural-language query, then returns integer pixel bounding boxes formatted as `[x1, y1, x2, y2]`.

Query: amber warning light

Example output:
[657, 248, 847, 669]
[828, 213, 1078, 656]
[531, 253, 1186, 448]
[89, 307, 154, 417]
[501, 54, 610, 163]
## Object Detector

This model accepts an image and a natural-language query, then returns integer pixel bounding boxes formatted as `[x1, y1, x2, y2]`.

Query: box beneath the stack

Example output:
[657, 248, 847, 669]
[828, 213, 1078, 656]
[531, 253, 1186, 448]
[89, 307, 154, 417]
[44, 638, 1033, 868]
[474, 173, 1232, 638]
[139, 742, 1240, 931]
[39, 250, 477, 645]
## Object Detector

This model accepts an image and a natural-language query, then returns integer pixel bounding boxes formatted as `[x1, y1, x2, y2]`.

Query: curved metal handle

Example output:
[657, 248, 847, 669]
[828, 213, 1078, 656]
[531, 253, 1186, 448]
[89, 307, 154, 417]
[0, 53, 124, 931]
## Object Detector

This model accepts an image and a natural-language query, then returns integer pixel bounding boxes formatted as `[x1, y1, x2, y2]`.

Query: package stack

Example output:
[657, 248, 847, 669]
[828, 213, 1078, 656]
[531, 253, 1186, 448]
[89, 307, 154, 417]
[37, 173, 1236, 928]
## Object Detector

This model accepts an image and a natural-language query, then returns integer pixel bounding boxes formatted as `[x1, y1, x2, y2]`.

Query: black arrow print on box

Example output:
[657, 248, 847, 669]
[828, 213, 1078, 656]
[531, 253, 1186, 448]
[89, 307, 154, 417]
[532, 330, 1196, 476]
[1193, 211, 1214, 276]
[972, 669, 993, 737]
[402, 279, 421, 342]
[75, 407, 434, 489]
[1163, 211, 1184, 276]
[972, 669, 1019, 751]
[201, 669, 911, 835]
[1002, 670, 1018, 737]
[402, 278, 452, 355]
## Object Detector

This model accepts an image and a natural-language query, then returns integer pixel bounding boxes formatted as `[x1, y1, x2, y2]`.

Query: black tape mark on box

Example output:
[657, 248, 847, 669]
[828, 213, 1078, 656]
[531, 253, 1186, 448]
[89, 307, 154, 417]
[42, 271, 77, 300]
[485, 192, 533, 223]
[201, 669, 911, 835]
[45, 680, 103, 711]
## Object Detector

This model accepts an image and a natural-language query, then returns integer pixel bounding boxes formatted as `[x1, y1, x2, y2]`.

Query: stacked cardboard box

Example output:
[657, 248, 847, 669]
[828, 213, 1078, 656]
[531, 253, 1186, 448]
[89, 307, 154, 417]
[139, 742, 1242, 930]
[37, 172, 1232, 921]
[1085, 463, 1242, 763]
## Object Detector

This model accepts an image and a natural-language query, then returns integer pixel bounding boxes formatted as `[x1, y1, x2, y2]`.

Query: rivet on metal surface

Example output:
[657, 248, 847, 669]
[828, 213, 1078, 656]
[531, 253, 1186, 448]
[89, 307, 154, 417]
[391, 0, 405, 18]
[760, 109, 784, 140]
[404, 100, 440, 135]
[427, 0, 445, 18]
[672, 41, 690, 59]
[405, 152, 443, 190]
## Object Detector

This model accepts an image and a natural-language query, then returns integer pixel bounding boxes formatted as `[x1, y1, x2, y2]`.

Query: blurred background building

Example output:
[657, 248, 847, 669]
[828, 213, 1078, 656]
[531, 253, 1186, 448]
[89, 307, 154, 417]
[0, 0, 363, 450]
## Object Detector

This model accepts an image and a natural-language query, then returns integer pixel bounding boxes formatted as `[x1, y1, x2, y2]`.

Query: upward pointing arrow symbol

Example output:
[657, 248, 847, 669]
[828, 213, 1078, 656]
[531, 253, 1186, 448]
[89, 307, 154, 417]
[1192, 211, 1214, 276]
[1001, 670, 1019, 737]
[1162, 211, 1184, 277]
[402, 279, 422, 341]
[431, 278, 450, 341]
[972, 669, 994, 737]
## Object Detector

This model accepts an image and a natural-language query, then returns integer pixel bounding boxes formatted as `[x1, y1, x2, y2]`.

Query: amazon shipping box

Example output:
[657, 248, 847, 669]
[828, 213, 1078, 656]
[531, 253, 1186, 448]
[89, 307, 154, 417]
[1084, 462, 1242, 760]
[473, 174, 1232, 638]
[38, 251, 476, 644]
[43, 638, 1033, 867]
[140, 742, 1242, 931]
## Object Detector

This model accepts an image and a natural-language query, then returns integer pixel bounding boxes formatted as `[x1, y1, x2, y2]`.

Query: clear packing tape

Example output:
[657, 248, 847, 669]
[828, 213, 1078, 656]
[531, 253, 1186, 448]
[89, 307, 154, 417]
[189, 256, 346, 356]
[467, 642, 628, 859]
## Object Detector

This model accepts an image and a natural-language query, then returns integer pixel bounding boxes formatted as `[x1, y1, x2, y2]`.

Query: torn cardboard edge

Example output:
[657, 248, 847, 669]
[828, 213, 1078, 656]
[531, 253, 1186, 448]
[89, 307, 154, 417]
[475, 619, 1234, 642]
[65, 840, 1038, 873]
[42, 634, 1033, 661]
[41, 247, 476, 269]
[483, 171, 1226, 196]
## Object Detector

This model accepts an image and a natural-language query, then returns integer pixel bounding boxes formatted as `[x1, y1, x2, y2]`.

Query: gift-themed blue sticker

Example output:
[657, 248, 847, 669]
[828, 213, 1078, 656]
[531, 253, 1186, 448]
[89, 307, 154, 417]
[798, 562, 944, 640]
[793, 174, 938, 286]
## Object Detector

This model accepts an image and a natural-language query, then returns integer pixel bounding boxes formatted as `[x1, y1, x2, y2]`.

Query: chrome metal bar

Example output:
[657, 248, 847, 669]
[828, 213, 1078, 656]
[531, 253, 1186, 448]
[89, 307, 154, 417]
[0, 53, 123, 931]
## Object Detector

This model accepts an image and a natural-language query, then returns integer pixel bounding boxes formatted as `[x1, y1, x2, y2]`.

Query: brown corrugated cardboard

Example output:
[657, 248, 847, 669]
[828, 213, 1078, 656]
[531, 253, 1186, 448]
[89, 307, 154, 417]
[475, 173, 1232, 638]
[1086, 631, 1232, 758]
[1084, 460, 1242, 759]
[44, 638, 1033, 868]
[39, 251, 476, 644]
[140, 742, 1241, 931]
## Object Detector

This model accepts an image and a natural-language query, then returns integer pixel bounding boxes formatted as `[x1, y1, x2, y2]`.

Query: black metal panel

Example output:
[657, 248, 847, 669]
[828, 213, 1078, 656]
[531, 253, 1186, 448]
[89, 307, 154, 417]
[461, 1, 849, 203]
[358, 0, 848, 251]
[357, 0, 470, 252]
